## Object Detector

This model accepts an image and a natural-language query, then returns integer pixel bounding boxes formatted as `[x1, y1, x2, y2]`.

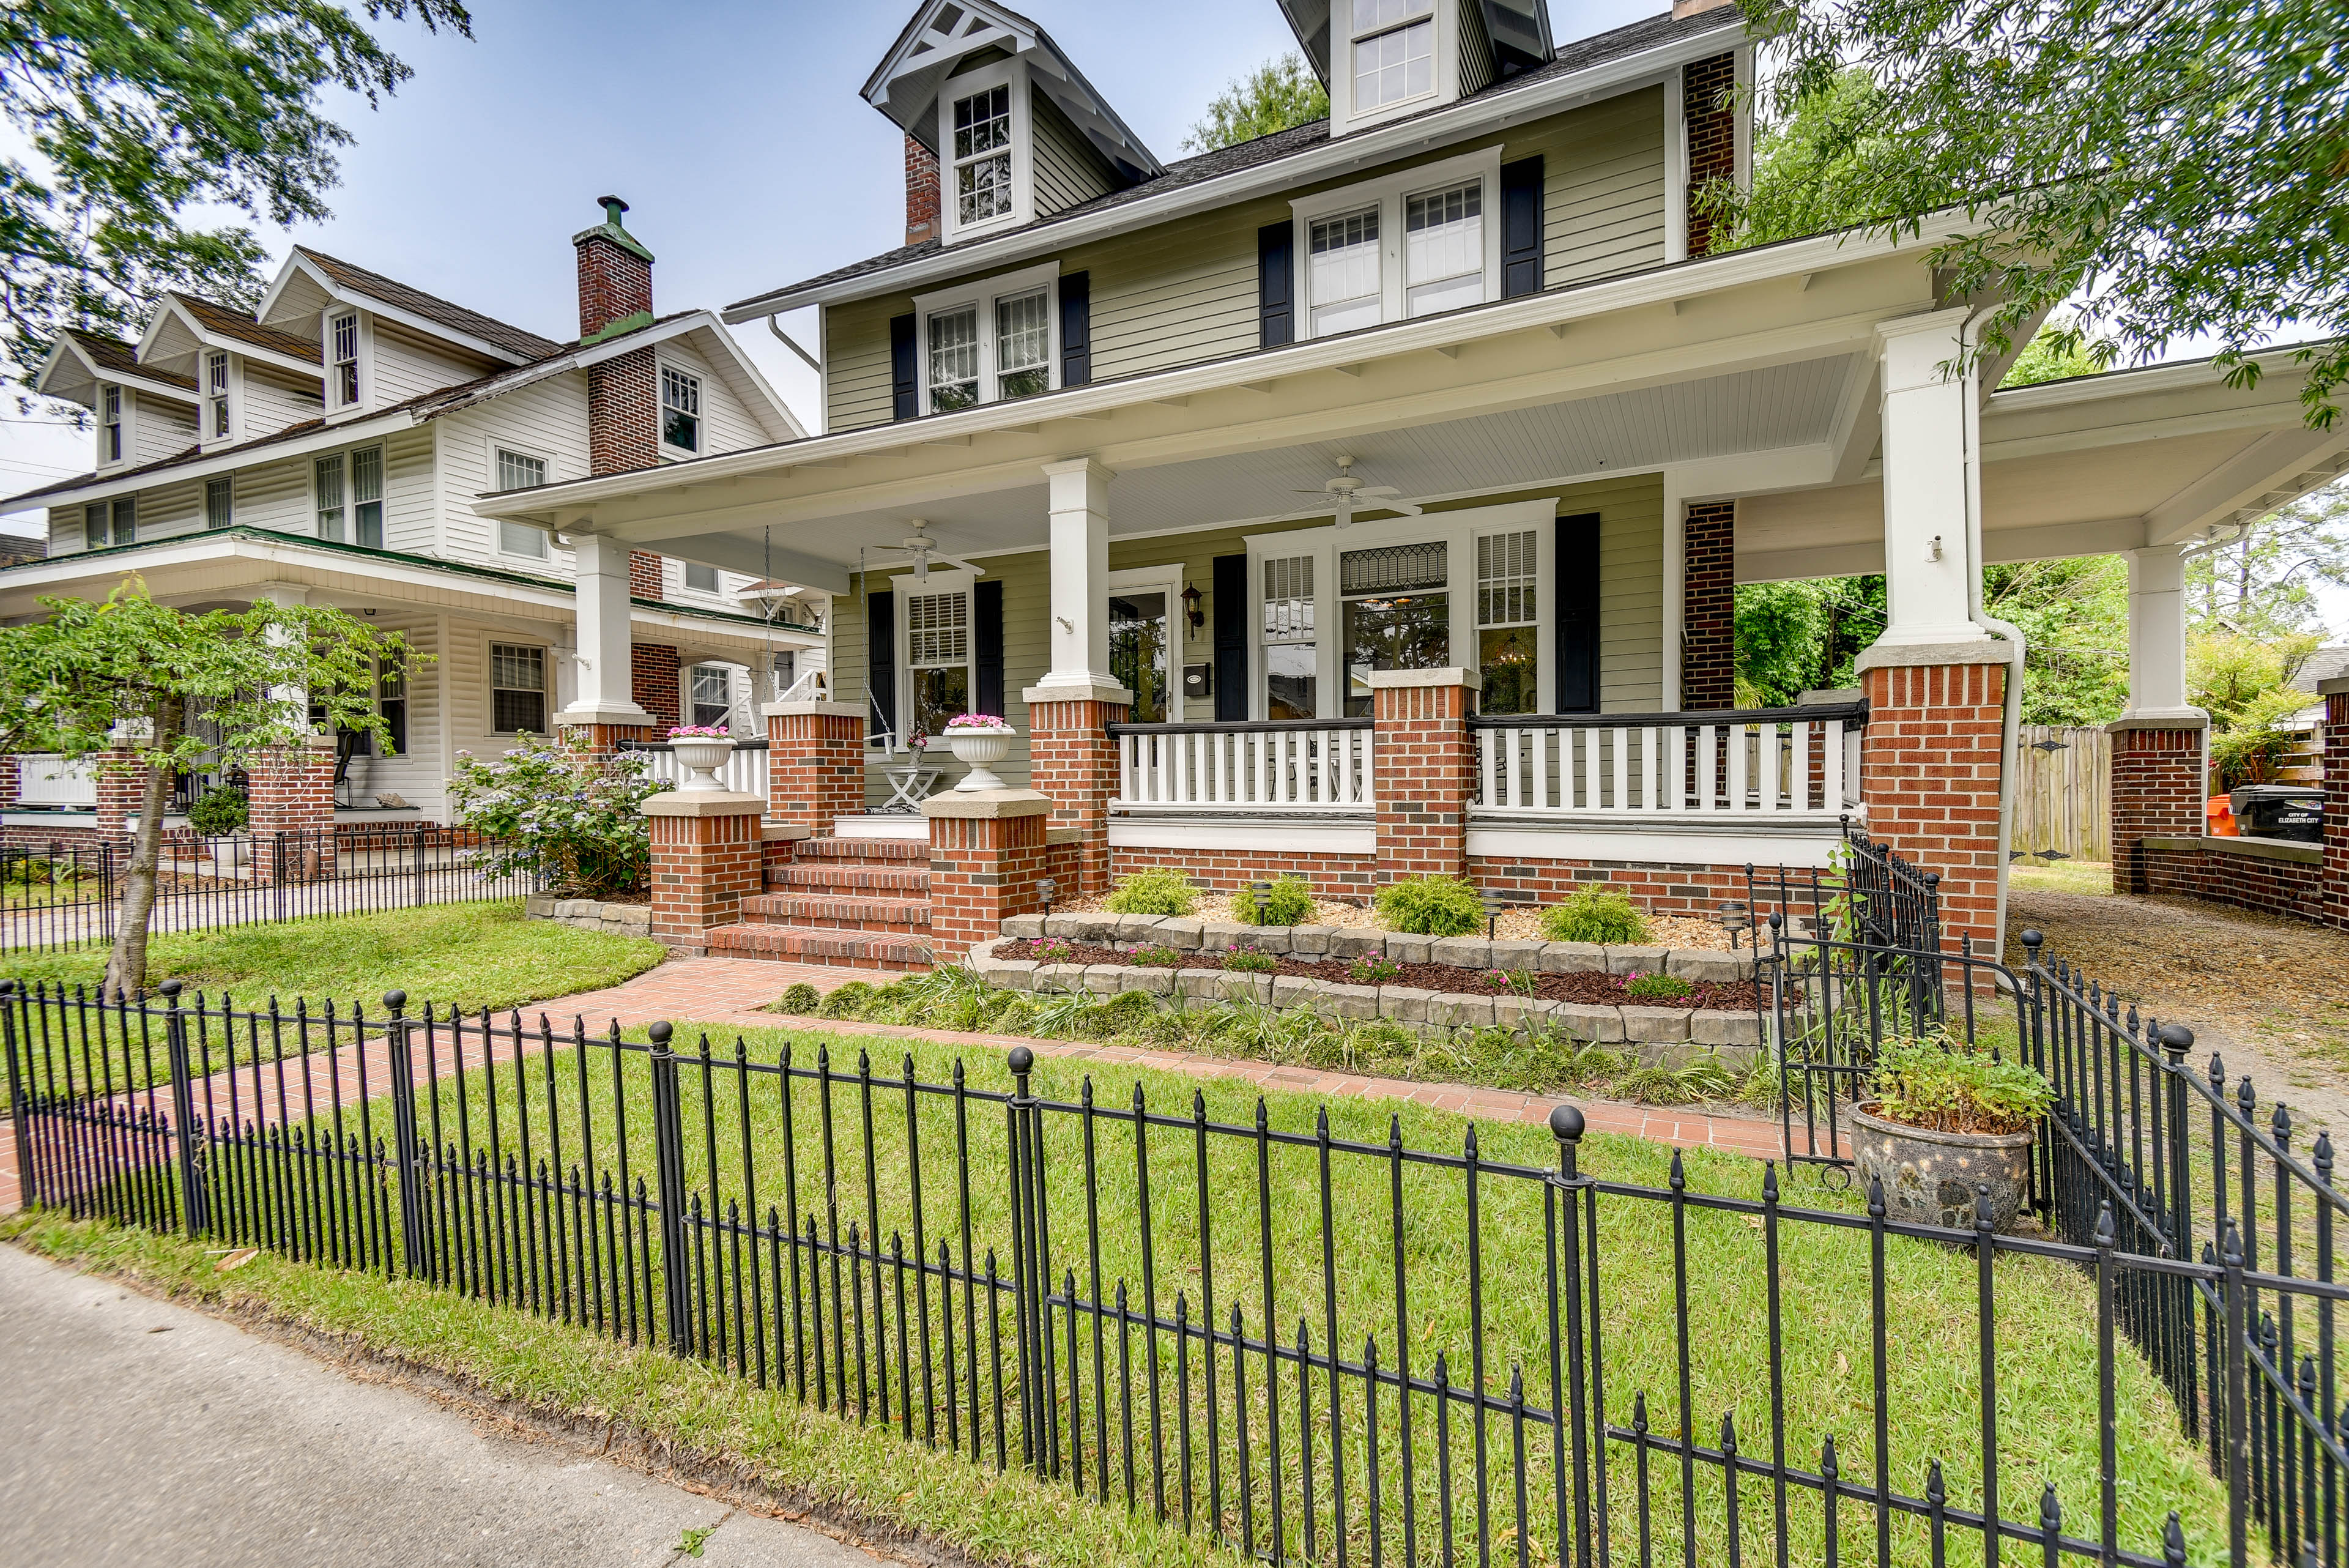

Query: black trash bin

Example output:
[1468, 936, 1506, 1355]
[2230, 783, 2325, 844]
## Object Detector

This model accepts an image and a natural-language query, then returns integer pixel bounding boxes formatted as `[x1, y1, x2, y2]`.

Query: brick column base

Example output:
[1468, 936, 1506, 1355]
[1025, 688, 1129, 897]
[1680, 500, 1737, 711]
[644, 792, 766, 948]
[766, 701, 865, 836]
[92, 746, 143, 847]
[558, 721, 654, 760]
[2324, 679, 2349, 931]
[247, 735, 336, 881]
[1857, 653, 2013, 954]
[2107, 719, 2208, 895]
[924, 790, 1055, 957]
[1372, 668, 1476, 884]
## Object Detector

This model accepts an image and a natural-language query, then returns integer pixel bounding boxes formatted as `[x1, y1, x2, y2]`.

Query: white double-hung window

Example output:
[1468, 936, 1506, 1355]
[99, 386, 124, 464]
[493, 447, 549, 559]
[1351, 0, 1434, 113]
[1292, 149, 1501, 340]
[902, 583, 973, 738]
[204, 351, 231, 439]
[315, 447, 382, 547]
[952, 84, 1014, 227]
[328, 311, 361, 408]
[660, 365, 701, 455]
[935, 58, 1031, 244]
[917, 262, 1058, 414]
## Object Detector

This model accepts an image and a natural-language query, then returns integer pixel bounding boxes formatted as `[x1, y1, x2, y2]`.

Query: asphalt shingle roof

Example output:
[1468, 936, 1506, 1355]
[169, 293, 322, 363]
[62, 329, 196, 390]
[294, 247, 567, 361]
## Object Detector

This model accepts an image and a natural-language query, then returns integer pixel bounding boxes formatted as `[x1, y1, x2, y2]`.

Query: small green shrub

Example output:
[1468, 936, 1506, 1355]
[1374, 875, 1483, 937]
[818, 981, 878, 1019]
[1623, 972, 1693, 1001]
[187, 787, 248, 836]
[1107, 867, 1200, 916]
[1231, 876, 1315, 926]
[1868, 1034, 2053, 1135]
[1132, 943, 1184, 968]
[773, 983, 822, 1015]
[1220, 946, 1278, 972]
[1539, 885, 1650, 945]
[1348, 954, 1400, 984]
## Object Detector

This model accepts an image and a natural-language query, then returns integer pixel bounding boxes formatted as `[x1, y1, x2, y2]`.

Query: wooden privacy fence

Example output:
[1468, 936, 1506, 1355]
[2013, 724, 2111, 863]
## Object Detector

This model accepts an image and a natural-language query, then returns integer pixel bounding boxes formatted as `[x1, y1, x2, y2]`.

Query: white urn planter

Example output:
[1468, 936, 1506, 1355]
[946, 726, 1014, 792]
[669, 735, 737, 793]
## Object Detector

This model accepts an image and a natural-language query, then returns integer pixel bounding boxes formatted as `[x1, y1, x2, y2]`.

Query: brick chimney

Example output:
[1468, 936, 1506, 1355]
[576, 195, 659, 475]
[1671, 0, 1737, 15]
[905, 136, 941, 247]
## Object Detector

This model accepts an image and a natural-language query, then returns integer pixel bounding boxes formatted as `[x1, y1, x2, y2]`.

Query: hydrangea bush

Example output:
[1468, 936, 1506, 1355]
[447, 731, 661, 897]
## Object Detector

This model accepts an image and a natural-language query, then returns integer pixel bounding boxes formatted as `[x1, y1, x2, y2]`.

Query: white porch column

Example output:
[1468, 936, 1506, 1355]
[1031, 458, 1129, 700]
[555, 532, 655, 726]
[248, 581, 316, 723]
[2119, 544, 2204, 723]
[1873, 308, 1994, 650]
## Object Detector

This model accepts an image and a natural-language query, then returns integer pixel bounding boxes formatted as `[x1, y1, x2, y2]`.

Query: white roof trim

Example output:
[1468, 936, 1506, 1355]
[135, 297, 321, 381]
[1, 406, 421, 513]
[258, 252, 534, 367]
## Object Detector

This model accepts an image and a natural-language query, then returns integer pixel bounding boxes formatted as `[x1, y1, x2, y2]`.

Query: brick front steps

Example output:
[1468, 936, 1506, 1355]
[705, 834, 934, 970]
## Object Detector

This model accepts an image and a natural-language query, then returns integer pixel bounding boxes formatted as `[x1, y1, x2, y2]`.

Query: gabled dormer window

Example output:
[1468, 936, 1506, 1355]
[329, 311, 361, 407]
[952, 86, 1013, 226]
[937, 60, 1030, 243]
[204, 351, 231, 440]
[1351, 0, 1435, 113]
[99, 386, 123, 464]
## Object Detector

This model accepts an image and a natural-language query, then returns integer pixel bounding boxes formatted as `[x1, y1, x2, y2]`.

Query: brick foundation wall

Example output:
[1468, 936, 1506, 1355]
[1110, 845, 1378, 902]
[1029, 696, 1129, 896]
[768, 707, 864, 836]
[1373, 679, 1472, 882]
[1859, 660, 2009, 952]
[2141, 840, 2322, 923]
[588, 346, 656, 475]
[929, 808, 1053, 955]
[564, 721, 653, 759]
[2110, 726, 2206, 896]
[1471, 854, 1763, 918]
[1681, 501, 1736, 711]
[1684, 53, 1737, 258]
[905, 135, 941, 247]
[0, 821, 103, 852]
[648, 805, 764, 945]
[631, 643, 681, 728]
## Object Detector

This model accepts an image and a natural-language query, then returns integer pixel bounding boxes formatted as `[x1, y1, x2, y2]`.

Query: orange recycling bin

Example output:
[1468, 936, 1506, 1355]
[2206, 795, 2239, 837]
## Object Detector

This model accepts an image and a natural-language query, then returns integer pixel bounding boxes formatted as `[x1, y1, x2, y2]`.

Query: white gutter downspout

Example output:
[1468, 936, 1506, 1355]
[1961, 306, 2027, 962]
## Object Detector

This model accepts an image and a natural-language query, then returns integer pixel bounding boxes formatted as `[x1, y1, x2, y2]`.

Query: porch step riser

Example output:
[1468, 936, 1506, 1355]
[741, 893, 930, 933]
[794, 836, 928, 863]
[708, 923, 931, 971]
[772, 866, 931, 894]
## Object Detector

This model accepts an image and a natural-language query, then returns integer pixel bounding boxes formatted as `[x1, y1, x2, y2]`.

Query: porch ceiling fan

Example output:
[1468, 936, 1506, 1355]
[1293, 455, 1424, 528]
[859, 521, 986, 585]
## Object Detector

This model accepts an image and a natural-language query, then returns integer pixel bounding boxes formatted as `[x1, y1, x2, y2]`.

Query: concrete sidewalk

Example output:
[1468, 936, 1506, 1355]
[0, 1243, 896, 1567]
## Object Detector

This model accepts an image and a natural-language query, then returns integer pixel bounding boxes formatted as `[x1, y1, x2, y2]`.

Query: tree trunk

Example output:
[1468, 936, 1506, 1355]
[101, 711, 174, 1002]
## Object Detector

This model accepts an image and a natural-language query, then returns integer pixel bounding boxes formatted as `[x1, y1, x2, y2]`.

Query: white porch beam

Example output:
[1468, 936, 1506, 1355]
[554, 532, 656, 727]
[1872, 308, 1995, 651]
[1735, 515, 2156, 584]
[1030, 458, 1128, 700]
[2143, 429, 2349, 545]
[2118, 544, 2205, 724]
[1672, 444, 1836, 503]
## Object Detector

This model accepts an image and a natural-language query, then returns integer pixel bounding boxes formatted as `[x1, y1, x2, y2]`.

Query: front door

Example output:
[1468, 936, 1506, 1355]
[1110, 589, 1171, 723]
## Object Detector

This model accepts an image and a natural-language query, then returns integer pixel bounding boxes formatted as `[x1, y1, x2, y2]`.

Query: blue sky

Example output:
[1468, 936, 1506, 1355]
[0, 0, 1666, 527]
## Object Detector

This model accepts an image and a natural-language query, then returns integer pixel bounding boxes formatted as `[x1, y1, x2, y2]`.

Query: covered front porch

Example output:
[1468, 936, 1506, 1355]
[478, 219, 2349, 956]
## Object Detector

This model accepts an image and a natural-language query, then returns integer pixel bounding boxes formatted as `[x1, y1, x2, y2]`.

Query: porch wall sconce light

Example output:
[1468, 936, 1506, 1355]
[1181, 582, 1204, 631]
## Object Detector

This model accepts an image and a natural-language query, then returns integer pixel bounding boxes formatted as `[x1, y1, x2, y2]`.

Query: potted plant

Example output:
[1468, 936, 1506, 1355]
[943, 713, 1014, 791]
[666, 724, 736, 792]
[1850, 1034, 2052, 1233]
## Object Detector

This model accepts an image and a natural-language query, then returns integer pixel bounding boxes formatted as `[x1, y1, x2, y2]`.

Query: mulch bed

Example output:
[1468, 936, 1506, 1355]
[990, 940, 1759, 1011]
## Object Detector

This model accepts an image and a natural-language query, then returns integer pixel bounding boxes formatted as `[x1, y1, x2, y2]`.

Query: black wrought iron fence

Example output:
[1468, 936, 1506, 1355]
[4, 976, 2287, 1567]
[0, 825, 536, 956]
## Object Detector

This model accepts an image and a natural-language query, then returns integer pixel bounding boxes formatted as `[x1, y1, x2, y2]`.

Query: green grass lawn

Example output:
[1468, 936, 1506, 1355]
[2009, 859, 2113, 897]
[150, 1013, 2225, 1568]
[3, 899, 664, 1015]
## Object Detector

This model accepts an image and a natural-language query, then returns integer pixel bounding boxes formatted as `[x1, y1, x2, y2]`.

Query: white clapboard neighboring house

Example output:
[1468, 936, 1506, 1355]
[0, 199, 829, 833]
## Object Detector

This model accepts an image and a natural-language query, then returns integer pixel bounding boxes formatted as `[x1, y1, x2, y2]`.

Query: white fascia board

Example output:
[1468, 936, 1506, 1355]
[140, 299, 321, 382]
[31, 338, 196, 408]
[1, 408, 422, 512]
[1983, 344, 2329, 414]
[728, 20, 1750, 322]
[484, 221, 1958, 521]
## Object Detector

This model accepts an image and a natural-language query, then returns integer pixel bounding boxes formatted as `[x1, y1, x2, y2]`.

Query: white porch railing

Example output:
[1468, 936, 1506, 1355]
[1471, 704, 1865, 820]
[1111, 721, 1375, 811]
[15, 755, 95, 809]
[621, 738, 771, 800]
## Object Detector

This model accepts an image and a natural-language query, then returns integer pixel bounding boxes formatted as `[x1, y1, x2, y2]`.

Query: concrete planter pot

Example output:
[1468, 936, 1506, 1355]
[669, 736, 736, 792]
[945, 727, 1014, 792]
[1849, 1102, 2035, 1233]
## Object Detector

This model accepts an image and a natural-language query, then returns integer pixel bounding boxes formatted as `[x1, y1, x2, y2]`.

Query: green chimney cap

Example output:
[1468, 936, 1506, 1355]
[574, 194, 655, 265]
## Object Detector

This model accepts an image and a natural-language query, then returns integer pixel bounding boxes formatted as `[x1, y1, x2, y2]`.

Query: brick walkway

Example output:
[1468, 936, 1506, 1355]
[1, 957, 1783, 1215]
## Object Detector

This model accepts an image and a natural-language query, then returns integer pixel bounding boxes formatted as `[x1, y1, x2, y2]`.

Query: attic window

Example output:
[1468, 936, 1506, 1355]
[330, 312, 360, 405]
[661, 366, 702, 454]
[100, 386, 123, 463]
[1352, 0, 1434, 112]
[206, 351, 230, 438]
[951, 85, 1013, 226]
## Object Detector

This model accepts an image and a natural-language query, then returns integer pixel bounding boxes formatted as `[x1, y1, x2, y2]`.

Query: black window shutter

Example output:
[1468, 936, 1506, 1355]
[867, 590, 898, 740]
[889, 313, 918, 420]
[1501, 156, 1545, 299]
[1554, 512, 1601, 713]
[1058, 272, 1092, 387]
[1212, 552, 1249, 721]
[974, 578, 1005, 717]
[1257, 221, 1295, 348]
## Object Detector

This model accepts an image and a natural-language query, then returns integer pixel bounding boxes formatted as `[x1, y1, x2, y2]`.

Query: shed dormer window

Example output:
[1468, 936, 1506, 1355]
[205, 351, 230, 438]
[952, 86, 1013, 226]
[1352, 0, 1434, 112]
[330, 311, 360, 405]
[100, 386, 123, 463]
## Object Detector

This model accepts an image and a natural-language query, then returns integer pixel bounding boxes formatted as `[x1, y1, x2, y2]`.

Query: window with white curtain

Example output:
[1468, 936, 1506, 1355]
[995, 289, 1050, 401]
[1405, 182, 1485, 316]
[952, 85, 1014, 226]
[927, 307, 980, 412]
[1351, 0, 1433, 112]
[1308, 209, 1382, 336]
[1477, 529, 1538, 715]
[904, 589, 971, 737]
[1260, 555, 1317, 721]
